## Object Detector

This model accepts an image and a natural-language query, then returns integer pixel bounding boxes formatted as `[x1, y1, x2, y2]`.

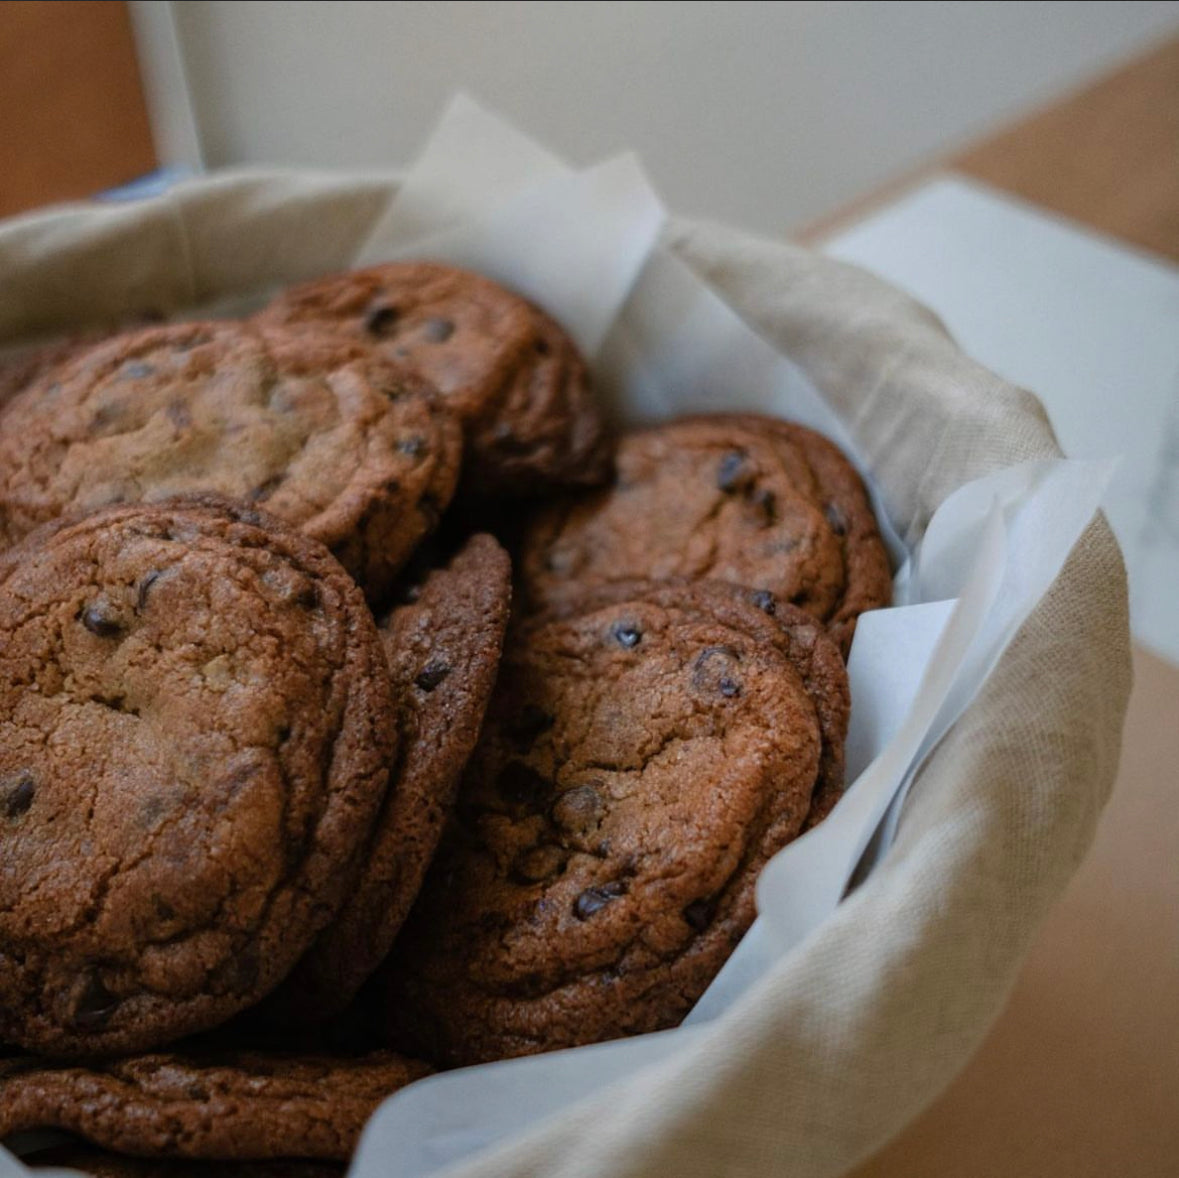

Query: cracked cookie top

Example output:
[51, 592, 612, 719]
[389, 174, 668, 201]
[519, 415, 891, 654]
[380, 590, 827, 1065]
[0, 1049, 432, 1161]
[255, 262, 612, 497]
[267, 533, 512, 1021]
[0, 321, 462, 603]
[0, 498, 396, 1056]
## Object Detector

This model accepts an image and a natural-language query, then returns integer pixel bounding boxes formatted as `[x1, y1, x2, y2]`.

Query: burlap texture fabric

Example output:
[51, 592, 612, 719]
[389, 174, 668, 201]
[0, 175, 1131, 1177]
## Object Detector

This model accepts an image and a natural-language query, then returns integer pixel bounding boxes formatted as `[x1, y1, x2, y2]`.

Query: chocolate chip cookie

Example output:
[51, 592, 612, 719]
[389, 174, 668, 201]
[29, 1150, 344, 1178]
[0, 1049, 431, 1161]
[519, 415, 891, 654]
[254, 261, 611, 497]
[380, 588, 834, 1065]
[546, 579, 850, 828]
[0, 322, 462, 602]
[268, 533, 512, 1021]
[0, 336, 93, 410]
[0, 498, 397, 1056]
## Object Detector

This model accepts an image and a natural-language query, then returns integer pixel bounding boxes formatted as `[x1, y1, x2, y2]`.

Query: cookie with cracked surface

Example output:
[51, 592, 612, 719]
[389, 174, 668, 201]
[380, 590, 828, 1065]
[542, 578, 849, 829]
[0, 336, 94, 410]
[0, 497, 397, 1056]
[267, 533, 512, 1021]
[715, 414, 893, 653]
[254, 261, 611, 497]
[519, 415, 891, 655]
[0, 1049, 431, 1161]
[28, 1149, 344, 1178]
[0, 321, 462, 602]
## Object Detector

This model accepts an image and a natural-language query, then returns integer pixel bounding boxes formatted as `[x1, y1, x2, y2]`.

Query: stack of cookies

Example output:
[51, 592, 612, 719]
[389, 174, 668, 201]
[0, 262, 891, 1173]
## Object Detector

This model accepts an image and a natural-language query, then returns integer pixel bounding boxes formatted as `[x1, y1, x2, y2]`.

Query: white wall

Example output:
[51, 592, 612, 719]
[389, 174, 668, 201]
[157, 0, 1179, 238]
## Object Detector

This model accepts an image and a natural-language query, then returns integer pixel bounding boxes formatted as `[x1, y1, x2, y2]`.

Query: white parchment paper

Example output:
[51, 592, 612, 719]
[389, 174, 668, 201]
[0, 96, 1114, 1178]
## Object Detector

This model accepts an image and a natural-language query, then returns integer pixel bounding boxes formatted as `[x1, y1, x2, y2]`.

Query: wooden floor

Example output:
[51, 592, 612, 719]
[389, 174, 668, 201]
[0, 0, 155, 218]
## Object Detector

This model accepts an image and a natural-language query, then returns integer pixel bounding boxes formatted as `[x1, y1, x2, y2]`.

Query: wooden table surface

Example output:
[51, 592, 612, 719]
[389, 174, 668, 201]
[833, 34, 1179, 1178]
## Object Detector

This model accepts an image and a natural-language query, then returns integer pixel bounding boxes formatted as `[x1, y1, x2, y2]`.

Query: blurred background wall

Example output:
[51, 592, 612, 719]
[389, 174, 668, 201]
[145, 0, 1179, 237]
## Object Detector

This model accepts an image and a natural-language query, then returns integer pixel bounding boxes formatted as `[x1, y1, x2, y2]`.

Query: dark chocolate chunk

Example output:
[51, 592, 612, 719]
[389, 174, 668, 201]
[1, 771, 35, 819]
[364, 304, 399, 336]
[682, 899, 714, 932]
[414, 659, 451, 693]
[80, 601, 124, 638]
[751, 589, 777, 615]
[610, 620, 642, 649]
[573, 881, 627, 920]
[716, 450, 750, 493]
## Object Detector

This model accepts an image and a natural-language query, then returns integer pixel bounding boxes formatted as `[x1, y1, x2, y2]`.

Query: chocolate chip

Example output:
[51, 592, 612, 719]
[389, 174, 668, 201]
[505, 704, 554, 751]
[825, 501, 849, 536]
[610, 620, 642, 649]
[683, 899, 715, 932]
[692, 645, 743, 697]
[397, 435, 427, 457]
[716, 450, 750, 493]
[80, 601, 124, 638]
[534, 336, 551, 356]
[751, 589, 777, 615]
[364, 303, 399, 336]
[1, 771, 35, 819]
[119, 361, 154, 380]
[136, 570, 161, 612]
[551, 784, 605, 834]
[511, 844, 567, 884]
[498, 761, 551, 808]
[71, 975, 118, 1029]
[295, 582, 320, 610]
[573, 881, 627, 920]
[421, 316, 455, 342]
[414, 659, 451, 692]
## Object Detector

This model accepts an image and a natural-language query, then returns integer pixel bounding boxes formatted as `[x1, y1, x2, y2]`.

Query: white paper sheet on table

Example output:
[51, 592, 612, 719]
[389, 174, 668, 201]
[0, 97, 1115, 1178]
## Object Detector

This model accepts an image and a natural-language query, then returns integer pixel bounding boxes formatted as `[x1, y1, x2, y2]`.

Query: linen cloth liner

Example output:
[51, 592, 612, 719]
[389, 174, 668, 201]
[0, 173, 1131, 1178]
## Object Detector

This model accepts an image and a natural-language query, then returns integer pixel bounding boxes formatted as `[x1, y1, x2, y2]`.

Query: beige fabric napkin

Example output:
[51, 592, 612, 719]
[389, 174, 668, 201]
[0, 174, 1131, 1178]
